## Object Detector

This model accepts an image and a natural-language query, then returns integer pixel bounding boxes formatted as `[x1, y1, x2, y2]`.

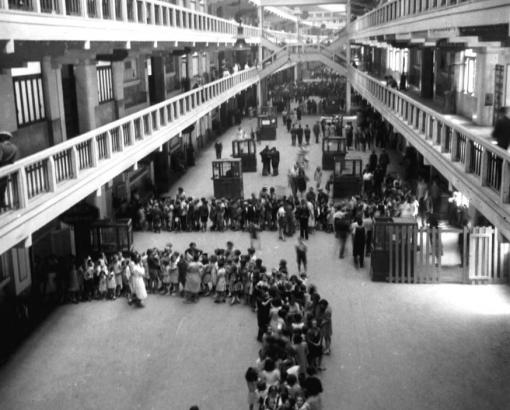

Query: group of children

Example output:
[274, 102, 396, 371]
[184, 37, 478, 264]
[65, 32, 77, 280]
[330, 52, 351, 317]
[244, 262, 331, 409]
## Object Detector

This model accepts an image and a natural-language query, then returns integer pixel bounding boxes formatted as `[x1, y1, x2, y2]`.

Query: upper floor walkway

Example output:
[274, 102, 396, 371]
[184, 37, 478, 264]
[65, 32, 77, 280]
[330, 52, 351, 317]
[350, 0, 510, 44]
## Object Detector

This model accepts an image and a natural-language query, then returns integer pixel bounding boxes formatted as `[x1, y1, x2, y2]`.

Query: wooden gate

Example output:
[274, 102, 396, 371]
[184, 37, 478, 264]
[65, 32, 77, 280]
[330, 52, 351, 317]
[468, 227, 507, 284]
[378, 224, 509, 284]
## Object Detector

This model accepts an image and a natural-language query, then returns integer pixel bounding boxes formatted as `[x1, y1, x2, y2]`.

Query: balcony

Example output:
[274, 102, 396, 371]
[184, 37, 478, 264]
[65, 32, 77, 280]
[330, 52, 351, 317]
[0, 0, 260, 45]
[350, 0, 510, 42]
[0, 68, 259, 255]
[349, 67, 510, 239]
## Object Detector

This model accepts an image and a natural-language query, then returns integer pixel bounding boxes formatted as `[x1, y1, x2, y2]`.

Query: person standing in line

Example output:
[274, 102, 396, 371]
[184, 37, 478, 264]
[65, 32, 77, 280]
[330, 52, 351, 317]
[313, 121, 321, 144]
[277, 203, 286, 241]
[291, 124, 297, 146]
[351, 217, 366, 268]
[313, 166, 322, 189]
[295, 237, 308, 274]
[304, 124, 311, 145]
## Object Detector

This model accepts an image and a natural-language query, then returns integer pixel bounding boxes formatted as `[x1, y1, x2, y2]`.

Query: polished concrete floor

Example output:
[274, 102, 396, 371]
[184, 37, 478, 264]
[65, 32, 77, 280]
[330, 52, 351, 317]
[1, 113, 510, 410]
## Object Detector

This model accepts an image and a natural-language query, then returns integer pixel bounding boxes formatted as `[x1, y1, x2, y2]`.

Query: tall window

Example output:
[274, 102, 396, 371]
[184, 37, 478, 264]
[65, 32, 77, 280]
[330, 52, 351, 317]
[459, 49, 476, 94]
[12, 62, 46, 127]
[191, 53, 199, 77]
[96, 61, 114, 103]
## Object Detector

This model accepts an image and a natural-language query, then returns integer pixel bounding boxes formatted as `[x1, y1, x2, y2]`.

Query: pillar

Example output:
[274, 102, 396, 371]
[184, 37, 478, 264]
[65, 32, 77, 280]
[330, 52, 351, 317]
[41, 57, 66, 144]
[151, 56, 166, 103]
[345, 0, 352, 113]
[420, 47, 434, 99]
[111, 61, 126, 118]
[74, 60, 98, 133]
[474, 48, 499, 126]
[87, 184, 113, 219]
[258, 6, 264, 68]
[0, 72, 17, 133]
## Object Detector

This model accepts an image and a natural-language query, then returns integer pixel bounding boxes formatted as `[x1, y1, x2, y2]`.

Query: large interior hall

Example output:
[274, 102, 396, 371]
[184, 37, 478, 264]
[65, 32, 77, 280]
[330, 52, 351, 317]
[1, 1, 510, 409]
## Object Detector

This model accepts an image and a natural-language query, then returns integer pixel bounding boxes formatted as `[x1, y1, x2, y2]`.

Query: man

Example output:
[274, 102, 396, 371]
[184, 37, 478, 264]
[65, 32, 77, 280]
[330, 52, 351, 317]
[291, 124, 297, 146]
[277, 202, 286, 240]
[260, 145, 271, 176]
[270, 147, 280, 176]
[304, 124, 311, 145]
[334, 206, 351, 259]
[296, 199, 310, 240]
[214, 140, 222, 159]
[492, 106, 510, 151]
[0, 131, 19, 208]
[313, 121, 321, 143]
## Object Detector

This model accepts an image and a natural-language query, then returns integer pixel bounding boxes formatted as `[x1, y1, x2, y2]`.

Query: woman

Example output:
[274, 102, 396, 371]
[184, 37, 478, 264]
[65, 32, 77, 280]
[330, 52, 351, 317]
[245, 367, 259, 410]
[313, 167, 322, 189]
[316, 299, 332, 355]
[131, 254, 147, 307]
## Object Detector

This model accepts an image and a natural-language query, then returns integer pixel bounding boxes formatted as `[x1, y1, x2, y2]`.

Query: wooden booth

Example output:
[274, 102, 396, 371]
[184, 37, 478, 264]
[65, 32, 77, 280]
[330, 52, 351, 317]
[322, 136, 346, 170]
[258, 106, 277, 140]
[370, 218, 418, 282]
[232, 138, 257, 172]
[90, 218, 133, 255]
[332, 157, 363, 198]
[212, 158, 244, 198]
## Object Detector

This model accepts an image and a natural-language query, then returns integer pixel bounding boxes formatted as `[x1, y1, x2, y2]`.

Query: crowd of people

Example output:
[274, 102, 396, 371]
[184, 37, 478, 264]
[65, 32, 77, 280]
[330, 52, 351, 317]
[244, 256, 331, 409]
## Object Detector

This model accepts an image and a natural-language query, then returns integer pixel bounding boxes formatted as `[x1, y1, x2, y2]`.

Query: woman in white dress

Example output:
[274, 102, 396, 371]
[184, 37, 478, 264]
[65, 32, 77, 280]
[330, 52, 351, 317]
[131, 254, 147, 307]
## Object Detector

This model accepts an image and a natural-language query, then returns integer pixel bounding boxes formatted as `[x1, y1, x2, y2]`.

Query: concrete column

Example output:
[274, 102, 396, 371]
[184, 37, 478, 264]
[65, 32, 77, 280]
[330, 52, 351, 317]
[151, 56, 166, 103]
[0, 72, 18, 133]
[41, 57, 66, 144]
[74, 60, 98, 133]
[111, 61, 125, 118]
[87, 184, 113, 219]
[474, 48, 499, 126]
[258, 6, 264, 67]
[345, 0, 352, 113]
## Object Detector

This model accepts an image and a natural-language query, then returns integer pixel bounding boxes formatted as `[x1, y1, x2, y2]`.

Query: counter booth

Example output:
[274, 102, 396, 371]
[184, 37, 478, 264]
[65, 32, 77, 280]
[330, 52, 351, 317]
[332, 157, 363, 198]
[322, 136, 346, 170]
[232, 139, 257, 172]
[212, 158, 244, 198]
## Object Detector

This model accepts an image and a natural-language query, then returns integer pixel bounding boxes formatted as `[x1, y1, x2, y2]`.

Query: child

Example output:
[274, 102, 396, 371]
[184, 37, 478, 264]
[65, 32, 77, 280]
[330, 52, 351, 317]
[169, 252, 180, 295]
[107, 265, 117, 300]
[245, 367, 259, 410]
[160, 260, 171, 294]
[98, 269, 108, 299]
[214, 259, 226, 303]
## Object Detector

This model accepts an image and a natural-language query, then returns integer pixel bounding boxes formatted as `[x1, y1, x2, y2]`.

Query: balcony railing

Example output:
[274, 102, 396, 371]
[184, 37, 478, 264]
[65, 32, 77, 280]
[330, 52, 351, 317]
[350, 68, 510, 208]
[1, 0, 260, 39]
[351, 0, 507, 34]
[0, 68, 258, 221]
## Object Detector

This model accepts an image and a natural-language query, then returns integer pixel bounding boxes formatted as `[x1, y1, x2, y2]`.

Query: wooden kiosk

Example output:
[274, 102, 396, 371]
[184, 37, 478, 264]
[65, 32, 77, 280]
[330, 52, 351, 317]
[370, 217, 418, 282]
[212, 158, 243, 198]
[322, 136, 346, 170]
[258, 106, 277, 140]
[332, 157, 363, 198]
[89, 218, 133, 255]
[232, 139, 257, 172]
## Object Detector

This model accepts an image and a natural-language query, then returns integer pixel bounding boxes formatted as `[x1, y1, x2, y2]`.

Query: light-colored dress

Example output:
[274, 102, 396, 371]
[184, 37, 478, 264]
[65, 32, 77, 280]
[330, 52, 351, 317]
[185, 261, 203, 294]
[216, 267, 227, 292]
[132, 263, 147, 300]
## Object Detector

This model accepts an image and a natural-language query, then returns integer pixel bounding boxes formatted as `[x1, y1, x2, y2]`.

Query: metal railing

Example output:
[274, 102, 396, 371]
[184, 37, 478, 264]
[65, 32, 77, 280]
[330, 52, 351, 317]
[0, 68, 258, 219]
[0, 0, 260, 39]
[349, 67, 510, 207]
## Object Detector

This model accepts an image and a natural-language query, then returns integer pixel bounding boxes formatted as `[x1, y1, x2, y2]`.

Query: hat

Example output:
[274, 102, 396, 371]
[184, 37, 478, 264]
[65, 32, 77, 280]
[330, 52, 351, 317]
[0, 131, 13, 140]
